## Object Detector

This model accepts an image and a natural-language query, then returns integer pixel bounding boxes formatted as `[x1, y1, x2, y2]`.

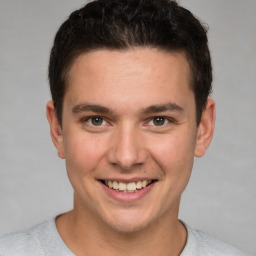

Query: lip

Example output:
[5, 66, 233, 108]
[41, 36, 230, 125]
[99, 179, 157, 202]
[99, 177, 155, 183]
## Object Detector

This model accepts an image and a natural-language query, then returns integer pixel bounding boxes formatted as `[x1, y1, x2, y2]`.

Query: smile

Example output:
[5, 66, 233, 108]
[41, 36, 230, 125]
[103, 180, 154, 193]
[99, 179, 158, 202]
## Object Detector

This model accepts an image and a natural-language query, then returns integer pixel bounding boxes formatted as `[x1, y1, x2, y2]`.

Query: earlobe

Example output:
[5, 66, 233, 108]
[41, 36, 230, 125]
[46, 101, 65, 159]
[194, 98, 216, 157]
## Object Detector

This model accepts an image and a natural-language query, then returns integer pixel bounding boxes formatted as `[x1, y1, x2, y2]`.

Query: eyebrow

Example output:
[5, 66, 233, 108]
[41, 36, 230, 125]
[72, 102, 184, 115]
[141, 103, 184, 114]
[72, 103, 113, 114]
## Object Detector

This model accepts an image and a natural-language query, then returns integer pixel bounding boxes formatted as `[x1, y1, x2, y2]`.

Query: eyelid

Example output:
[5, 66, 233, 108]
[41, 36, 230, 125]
[80, 115, 177, 127]
[145, 116, 177, 126]
[81, 115, 110, 126]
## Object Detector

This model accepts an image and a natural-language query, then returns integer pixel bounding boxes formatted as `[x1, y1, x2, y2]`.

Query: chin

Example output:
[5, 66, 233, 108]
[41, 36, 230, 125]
[102, 210, 155, 234]
[107, 220, 149, 234]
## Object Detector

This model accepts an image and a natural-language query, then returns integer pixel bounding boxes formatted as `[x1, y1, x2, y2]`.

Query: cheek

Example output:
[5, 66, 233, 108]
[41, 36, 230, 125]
[63, 132, 107, 178]
[148, 132, 196, 189]
[150, 132, 195, 165]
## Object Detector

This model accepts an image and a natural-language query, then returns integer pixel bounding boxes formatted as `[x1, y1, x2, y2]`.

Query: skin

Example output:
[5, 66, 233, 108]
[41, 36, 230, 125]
[47, 48, 215, 256]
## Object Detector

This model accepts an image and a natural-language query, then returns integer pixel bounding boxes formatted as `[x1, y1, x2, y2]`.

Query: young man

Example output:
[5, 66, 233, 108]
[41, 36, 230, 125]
[0, 0, 251, 255]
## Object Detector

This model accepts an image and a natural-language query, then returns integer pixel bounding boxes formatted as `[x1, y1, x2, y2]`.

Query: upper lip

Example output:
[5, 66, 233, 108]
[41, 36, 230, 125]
[98, 177, 158, 183]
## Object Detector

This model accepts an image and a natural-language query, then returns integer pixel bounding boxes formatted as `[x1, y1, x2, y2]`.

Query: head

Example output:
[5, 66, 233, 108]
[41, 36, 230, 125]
[48, 0, 212, 126]
[46, 0, 215, 234]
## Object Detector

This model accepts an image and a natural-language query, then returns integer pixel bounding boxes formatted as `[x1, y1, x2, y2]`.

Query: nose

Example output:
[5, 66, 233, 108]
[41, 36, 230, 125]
[106, 124, 148, 170]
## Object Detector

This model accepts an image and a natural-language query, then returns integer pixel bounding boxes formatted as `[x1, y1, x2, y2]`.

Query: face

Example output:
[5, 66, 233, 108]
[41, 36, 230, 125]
[47, 48, 215, 233]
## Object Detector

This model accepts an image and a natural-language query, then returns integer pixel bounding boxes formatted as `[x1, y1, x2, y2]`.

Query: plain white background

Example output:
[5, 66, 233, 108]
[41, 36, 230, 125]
[0, 0, 255, 254]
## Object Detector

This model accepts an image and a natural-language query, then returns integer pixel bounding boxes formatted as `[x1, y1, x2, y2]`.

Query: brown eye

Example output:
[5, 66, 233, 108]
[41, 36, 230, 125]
[90, 117, 104, 126]
[152, 117, 166, 126]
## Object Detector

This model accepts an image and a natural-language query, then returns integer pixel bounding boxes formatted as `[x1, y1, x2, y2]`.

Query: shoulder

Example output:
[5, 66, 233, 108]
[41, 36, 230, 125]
[182, 225, 251, 256]
[0, 218, 55, 256]
[191, 229, 250, 256]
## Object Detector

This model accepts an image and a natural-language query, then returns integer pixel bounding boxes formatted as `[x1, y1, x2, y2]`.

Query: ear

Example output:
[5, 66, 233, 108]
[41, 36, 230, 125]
[194, 98, 216, 157]
[46, 101, 65, 159]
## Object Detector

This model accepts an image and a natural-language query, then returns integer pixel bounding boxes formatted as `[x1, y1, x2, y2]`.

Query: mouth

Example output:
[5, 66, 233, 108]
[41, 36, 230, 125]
[100, 179, 157, 193]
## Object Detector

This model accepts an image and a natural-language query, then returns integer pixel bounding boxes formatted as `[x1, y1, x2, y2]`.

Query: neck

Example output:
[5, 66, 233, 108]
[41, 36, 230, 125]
[56, 200, 187, 256]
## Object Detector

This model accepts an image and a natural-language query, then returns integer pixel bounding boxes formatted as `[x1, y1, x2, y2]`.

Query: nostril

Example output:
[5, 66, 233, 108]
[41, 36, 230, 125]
[106, 134, 148, 169]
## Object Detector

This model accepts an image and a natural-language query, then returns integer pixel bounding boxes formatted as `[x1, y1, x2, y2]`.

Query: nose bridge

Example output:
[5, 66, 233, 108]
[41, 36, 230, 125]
[107, 122, 147, 169]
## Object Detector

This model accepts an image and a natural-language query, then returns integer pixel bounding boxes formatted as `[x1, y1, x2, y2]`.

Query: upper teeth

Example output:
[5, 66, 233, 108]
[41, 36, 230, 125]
[106, 180, 151, 192]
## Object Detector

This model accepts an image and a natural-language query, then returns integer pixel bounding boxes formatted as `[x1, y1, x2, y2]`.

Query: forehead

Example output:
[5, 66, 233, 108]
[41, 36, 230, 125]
[69, 48, 192, 82]
[64, 48, 194, 114]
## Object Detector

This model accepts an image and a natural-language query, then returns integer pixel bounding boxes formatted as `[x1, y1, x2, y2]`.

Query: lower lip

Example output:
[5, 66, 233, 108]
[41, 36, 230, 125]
[99, 181, 156, 202]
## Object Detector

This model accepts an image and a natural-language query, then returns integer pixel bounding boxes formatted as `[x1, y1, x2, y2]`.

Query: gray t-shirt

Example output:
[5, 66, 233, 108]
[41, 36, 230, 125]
[0, 218, 251, 256]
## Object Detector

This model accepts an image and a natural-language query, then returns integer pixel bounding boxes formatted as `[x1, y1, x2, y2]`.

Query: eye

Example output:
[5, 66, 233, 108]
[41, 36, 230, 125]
[149, 116, 169, 126]
[86, 116, 107, 126]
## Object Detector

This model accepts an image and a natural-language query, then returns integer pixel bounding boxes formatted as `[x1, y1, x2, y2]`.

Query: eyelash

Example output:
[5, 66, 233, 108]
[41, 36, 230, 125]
[81, 116, 109, 126]
[147, 116, 175, 126]
[81, 116, 176, 127]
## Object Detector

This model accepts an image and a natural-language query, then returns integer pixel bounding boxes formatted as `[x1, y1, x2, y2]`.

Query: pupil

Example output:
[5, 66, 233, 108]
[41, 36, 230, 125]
[92, 117, 103, 125]
[153, 117, 165, 126]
